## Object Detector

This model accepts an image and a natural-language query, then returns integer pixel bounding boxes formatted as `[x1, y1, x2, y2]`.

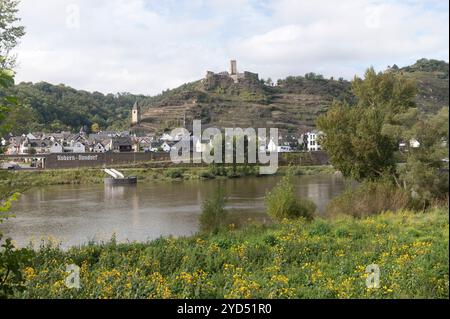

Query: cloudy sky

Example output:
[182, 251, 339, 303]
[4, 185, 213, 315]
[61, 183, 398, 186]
[14, 0, 449, 95]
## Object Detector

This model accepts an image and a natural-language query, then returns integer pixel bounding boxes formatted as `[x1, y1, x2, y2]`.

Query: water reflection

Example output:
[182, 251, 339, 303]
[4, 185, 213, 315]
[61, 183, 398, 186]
[1, 175, 346, 248]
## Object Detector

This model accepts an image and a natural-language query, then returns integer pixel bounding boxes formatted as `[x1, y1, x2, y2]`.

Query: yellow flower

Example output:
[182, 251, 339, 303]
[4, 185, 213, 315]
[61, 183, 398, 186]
[271, 274, 289, 285]
[23, 267, 36, 281]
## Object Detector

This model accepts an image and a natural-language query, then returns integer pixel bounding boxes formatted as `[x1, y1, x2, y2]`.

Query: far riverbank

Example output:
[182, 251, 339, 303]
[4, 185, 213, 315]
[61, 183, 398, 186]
[0, 165, 337, 189]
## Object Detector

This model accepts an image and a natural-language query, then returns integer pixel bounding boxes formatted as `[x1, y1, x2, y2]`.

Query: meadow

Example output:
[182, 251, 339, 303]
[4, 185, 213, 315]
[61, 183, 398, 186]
[12, 207, 449, 299]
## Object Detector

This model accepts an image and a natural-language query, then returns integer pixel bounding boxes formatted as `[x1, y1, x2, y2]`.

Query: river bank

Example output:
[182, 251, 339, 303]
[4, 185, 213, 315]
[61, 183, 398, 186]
[0, 165, 337, 188]
[9, 207, 449, 299]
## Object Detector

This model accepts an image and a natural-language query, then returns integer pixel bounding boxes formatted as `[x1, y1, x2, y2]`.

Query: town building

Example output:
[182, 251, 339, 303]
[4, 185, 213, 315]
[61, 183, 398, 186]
[131, 102, 141, 126]
[302, 130, 323, 152]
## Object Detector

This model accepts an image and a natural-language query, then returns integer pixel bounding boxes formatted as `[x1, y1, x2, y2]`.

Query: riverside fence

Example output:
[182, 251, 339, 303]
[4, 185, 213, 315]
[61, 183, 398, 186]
[0, 151, 329, 170]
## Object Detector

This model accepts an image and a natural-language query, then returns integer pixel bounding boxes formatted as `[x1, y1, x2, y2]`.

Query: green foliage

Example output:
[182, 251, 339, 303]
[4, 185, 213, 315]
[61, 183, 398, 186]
[198, 170, 215, 179]
[1, 191, 31, 298]
[0, 191, 17, 221]
[326, 179, 411, 218]
[164, 168, 185, 179]
[0, 236, 32, 298]
[277, 74, 354, 102]
[0, 0, 25, 69]
[265, 173, 316, 221]
[3, 82, 145, 134]
[317, 67, 417, 181]
[199, 186, 227, 233]
[91, 122, 100, 133]
[399, 107, 449, 206]
[402, 58, 449, 77]
[0, 61, 17, 135]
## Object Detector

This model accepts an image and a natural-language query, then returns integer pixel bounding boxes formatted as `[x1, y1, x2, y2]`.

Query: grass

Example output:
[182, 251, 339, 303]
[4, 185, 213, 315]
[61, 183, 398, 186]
[11, 207, 449, 299]
[0, 165, 336, 188]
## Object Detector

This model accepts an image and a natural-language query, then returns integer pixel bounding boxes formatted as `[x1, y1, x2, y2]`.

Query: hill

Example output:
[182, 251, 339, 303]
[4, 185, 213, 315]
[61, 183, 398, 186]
[1, 58, 448, 136]
[138, 59, 449, 135]
[2, 82, 145, 135]
[138, 73, 354, 135]
[398, 58, 449, 114]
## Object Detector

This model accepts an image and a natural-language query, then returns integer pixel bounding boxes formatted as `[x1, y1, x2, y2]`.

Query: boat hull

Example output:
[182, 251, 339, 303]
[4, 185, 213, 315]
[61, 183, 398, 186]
[104, 177, 137, 186]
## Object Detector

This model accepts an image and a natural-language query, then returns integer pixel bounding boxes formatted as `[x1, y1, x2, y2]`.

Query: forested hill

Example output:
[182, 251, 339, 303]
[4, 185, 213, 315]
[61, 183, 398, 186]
[398, 58, 449, 114]
[2, 58, 448, 135]
[3, 82, 145, 135]
[138, 58, 449, 135]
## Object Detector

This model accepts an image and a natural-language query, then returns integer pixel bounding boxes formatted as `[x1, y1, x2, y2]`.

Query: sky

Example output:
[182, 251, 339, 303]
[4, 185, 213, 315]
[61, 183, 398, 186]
[13, 0, 450, 95]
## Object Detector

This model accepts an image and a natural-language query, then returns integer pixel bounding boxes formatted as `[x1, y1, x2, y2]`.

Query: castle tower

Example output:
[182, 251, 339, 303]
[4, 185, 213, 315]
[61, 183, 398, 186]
[131, 101, 141, 126]
[229, 60, 237, 75]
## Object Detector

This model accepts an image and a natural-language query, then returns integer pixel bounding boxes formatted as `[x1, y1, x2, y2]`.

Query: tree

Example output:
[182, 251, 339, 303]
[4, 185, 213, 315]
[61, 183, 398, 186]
[317, 68, 417, 181]
[265, 171, 315, 221]
[91, 122, 100, 133]
[399, 107, 449, 206]
[1, 0, 24, 134]
[0, 59, 17, 135]
[0, 0, 25, 68]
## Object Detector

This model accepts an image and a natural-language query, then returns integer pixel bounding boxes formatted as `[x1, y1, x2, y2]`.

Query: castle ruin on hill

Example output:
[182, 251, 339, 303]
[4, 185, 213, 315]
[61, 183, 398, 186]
[203, 60, 259, 87]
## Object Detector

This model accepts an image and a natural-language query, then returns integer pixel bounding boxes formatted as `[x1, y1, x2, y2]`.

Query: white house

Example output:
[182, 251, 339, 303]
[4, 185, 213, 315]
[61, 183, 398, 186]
[92, 142, 106, 153]
[65, 141, 86, 153]
[161, 142, 173, 152]
[19, 139, 49, 154]
[49, 141, 63, 153]
[136, 137, 152, 152]
[305, 130, 322, 152]
[25, 133, 37, 140]
[410, 139, 420, 148]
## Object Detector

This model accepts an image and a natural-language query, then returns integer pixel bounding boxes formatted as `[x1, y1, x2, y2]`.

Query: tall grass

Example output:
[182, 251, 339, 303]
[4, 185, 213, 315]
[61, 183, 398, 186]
[199, 186, 228, 233]
[326, 180, 410, 218]
[265, 173, 316, 221]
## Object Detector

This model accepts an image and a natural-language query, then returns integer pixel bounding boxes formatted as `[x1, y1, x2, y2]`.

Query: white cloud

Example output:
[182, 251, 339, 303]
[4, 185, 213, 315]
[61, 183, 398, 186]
[13, 0, 449, 95]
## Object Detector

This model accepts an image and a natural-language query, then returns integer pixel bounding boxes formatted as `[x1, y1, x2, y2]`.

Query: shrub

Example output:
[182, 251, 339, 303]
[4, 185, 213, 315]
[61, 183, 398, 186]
[199, 187, 228, 233]
[326, 180, 411, 218]
[165, 168, 184, 179]
[208, 165, 227, 177]
[265, 175, 316, 221]
[198, 170, 215, 179]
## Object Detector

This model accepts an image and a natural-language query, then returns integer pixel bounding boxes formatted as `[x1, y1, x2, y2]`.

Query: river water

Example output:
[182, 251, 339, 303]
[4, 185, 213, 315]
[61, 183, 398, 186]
[1, 174, 346, 248]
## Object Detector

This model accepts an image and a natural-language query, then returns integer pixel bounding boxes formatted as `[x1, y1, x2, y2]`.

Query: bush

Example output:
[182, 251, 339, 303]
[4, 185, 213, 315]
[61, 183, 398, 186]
[198, 170, 215, 179]
[165, 168, 184, 179]
[208, 165, 227, 177]
[326, 180, 411, 218]
[265, 175, 316, 221]
[199, 187, 228, 233]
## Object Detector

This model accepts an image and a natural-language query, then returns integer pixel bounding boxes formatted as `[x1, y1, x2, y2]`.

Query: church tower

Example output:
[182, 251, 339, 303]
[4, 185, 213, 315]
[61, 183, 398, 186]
[131, 101, 141, 126]
[229, 60, 237, 75]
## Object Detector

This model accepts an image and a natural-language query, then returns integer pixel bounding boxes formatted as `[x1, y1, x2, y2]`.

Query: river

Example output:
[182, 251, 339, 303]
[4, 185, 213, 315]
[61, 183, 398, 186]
[1, 174, 346, 248]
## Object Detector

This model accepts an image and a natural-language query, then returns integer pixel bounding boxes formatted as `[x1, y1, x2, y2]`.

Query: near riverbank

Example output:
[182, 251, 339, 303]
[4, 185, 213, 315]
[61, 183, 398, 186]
[11, 207, 449, 299]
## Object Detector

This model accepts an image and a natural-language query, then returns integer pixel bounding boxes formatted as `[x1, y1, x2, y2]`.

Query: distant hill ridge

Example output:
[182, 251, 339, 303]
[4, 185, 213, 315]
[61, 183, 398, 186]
[4, 58, 448, 135]
[137, 58, 448, 135]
